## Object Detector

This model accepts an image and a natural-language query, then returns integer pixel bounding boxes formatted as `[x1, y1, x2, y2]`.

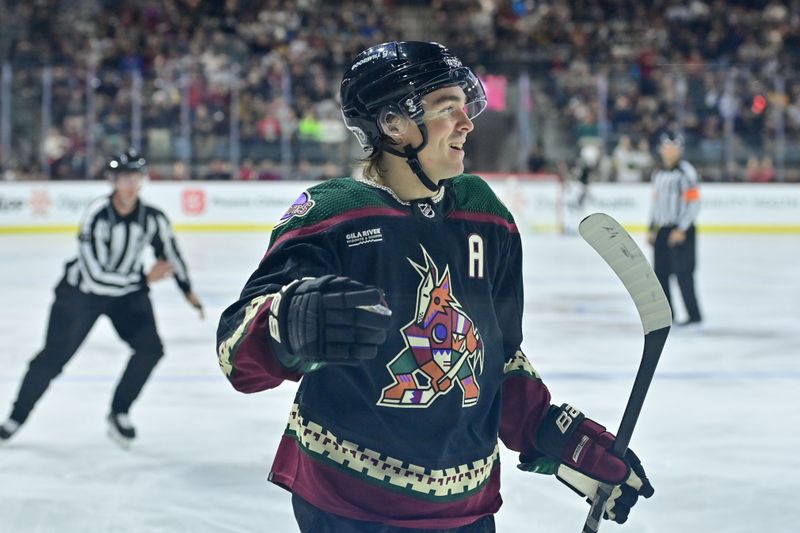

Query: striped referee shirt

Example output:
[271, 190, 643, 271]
[63, 196, 192, 297]
[649, 160, 701, 231]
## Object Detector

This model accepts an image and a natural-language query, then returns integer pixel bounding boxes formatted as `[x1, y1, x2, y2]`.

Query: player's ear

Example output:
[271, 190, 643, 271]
[378, 106, 411, 141]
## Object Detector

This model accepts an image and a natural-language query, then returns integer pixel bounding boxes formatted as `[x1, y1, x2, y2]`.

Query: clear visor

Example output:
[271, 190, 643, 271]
[414, 68, 487, 123]
[420, 98, 486, 124]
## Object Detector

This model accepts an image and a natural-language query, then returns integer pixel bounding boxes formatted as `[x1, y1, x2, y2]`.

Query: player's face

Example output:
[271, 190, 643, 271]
[112, 171, 142, 208]
[659, 143, 682, 166]
[416, 86, 475, 182]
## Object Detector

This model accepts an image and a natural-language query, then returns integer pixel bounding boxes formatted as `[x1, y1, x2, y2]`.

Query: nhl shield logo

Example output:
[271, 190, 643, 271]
[417, 202, 435, 219]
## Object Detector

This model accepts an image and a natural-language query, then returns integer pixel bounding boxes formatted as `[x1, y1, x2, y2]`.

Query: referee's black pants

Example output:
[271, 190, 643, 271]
[653, 225, 702, 323]
[292, 494, 496, 533]
[9, 279, 164, 424]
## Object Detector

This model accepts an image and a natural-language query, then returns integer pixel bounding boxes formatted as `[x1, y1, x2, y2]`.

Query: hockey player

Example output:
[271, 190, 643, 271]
[217, 41, 654, 532]
[561, 143, 602, 234]
[0, 149, 203, 447]
[647, 131, 703, 327]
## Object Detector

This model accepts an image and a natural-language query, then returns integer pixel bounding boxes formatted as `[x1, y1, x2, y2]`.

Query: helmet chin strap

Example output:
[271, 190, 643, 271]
[382, 125, 439, 192]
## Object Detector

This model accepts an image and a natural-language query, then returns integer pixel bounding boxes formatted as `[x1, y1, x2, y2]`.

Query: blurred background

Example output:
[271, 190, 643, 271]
[1, 0, 799, 183]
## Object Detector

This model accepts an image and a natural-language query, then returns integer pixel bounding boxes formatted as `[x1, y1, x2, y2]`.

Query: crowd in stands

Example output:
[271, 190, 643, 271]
[434, 0, 800, 181]
[1, 0, 799, 181]
[1, 0, 399, 180]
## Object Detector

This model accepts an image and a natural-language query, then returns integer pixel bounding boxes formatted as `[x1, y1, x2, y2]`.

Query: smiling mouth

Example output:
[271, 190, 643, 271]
[449, 142, 464, 151]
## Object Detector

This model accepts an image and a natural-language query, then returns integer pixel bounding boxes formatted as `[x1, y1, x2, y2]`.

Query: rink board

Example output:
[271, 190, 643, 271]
[1, 179, 800, 233]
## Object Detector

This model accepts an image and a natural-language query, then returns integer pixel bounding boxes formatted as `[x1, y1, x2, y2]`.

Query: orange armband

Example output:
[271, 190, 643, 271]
[683, 187, 700, 202]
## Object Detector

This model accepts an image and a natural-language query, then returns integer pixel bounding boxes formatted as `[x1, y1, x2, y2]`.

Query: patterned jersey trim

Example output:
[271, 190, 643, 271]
[284, 404, 499, 501]
[503, 350, 541, 380]
[218, 294, 271, 376]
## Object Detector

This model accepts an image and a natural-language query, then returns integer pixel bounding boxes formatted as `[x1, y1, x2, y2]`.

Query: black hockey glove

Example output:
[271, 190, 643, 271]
[518, 404, 654, 524]
[268, 275, 391, 372]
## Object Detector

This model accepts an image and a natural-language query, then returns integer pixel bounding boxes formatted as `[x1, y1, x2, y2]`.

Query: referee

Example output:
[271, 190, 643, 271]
[0, 149, 203, 447]
[647, 131, 702, 327]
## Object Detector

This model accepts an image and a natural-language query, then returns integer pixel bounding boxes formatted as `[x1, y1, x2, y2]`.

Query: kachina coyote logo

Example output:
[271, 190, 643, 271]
[378, 246, 484, 408]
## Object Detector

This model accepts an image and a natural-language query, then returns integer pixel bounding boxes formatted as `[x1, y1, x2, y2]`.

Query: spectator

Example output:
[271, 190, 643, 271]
[745, 155, 776, 183]
[238, 159, 257, 180]
[612, 135, 653, 182]
[527, 141, 547, 172]
[257, 159, 283, 181]
[204, 159, 233, 180]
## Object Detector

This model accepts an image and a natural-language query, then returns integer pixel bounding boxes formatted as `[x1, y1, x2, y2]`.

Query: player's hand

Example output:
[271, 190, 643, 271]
[185, 291, 204, 319]
[519, 404, 654, 524]
[147, 260, 173, 283]
[555, 447, 652, 524]
[667, 228, 686, 246]
[268, 275, 392, 372]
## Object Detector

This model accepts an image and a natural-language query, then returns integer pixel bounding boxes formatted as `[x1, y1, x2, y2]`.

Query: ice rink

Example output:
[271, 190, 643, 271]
[1, 227, 798, 533]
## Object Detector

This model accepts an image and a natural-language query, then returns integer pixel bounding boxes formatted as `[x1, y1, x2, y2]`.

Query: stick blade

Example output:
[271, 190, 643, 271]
[578, 213, 672, 334]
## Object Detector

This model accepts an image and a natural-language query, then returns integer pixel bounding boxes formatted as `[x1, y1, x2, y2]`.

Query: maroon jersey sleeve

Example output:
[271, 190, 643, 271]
[493, 227, 553, 453]
[216, 229, 340, 393]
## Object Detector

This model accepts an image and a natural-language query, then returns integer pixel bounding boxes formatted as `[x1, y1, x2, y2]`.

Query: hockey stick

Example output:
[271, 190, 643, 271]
[577, 213, 672, 533]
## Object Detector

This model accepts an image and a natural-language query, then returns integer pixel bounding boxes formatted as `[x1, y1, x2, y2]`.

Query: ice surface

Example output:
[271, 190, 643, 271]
[1, 229, 798, 533]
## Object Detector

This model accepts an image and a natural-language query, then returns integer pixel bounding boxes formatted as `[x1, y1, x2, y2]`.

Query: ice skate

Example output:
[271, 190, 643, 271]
[107, 412, 136, 449]
[673, 319, 704, 334]
[0, 419, 21, 443]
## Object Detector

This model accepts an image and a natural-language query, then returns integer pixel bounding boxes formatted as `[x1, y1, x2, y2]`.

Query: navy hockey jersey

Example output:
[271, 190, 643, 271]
[217, 175, 553, 528]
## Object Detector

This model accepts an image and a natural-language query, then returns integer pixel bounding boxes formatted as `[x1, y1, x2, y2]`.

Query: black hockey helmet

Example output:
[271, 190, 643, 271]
[106, 148, 147, 176]
[341, 41, 486, 191]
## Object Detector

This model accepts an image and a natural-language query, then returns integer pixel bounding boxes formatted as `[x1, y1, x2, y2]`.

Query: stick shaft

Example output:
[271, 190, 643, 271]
[581, 326, 669, 533]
